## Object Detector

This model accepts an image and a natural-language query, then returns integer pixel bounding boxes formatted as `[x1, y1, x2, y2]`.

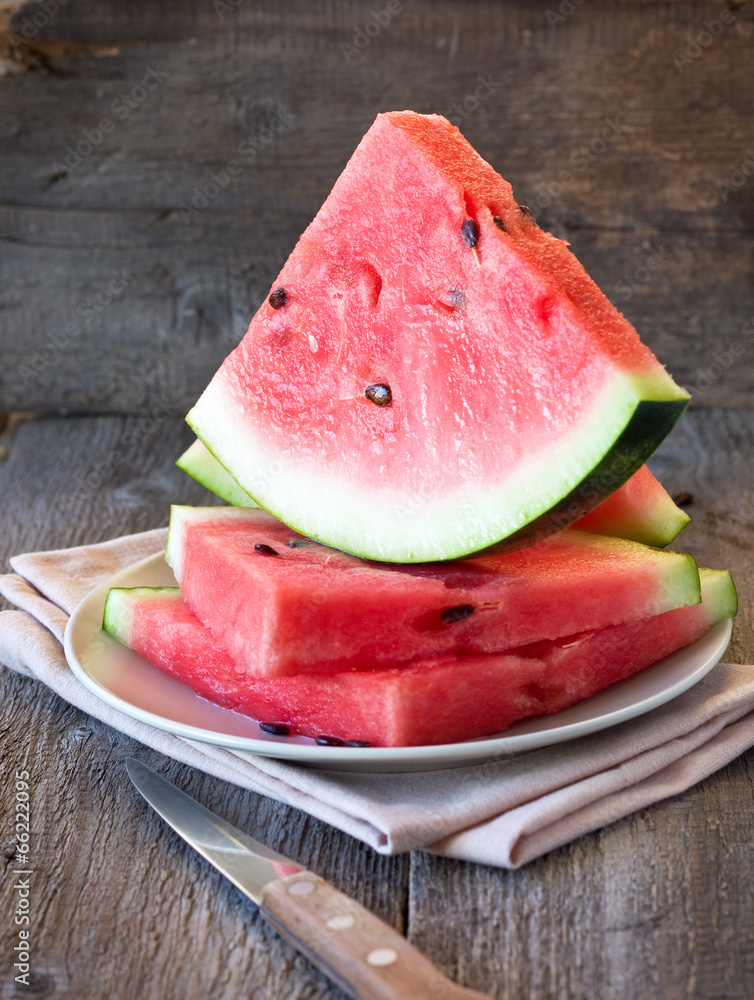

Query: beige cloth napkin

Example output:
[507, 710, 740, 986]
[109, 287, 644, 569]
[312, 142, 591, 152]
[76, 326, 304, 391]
[1, 529, 753, 870]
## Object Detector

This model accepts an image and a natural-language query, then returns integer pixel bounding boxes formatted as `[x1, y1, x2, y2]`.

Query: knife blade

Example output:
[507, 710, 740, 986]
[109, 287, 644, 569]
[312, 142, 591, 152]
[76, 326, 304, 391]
[125, 758, 490, 1000]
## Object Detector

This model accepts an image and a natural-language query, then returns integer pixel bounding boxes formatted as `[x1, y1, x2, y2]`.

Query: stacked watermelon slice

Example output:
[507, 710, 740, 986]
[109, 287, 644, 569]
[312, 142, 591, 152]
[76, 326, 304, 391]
[104, 112, 737, 747]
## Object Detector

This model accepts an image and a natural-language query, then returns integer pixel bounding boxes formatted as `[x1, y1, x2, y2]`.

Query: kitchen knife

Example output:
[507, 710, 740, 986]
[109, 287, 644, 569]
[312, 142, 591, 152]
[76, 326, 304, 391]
[125, 759, 491, 1000]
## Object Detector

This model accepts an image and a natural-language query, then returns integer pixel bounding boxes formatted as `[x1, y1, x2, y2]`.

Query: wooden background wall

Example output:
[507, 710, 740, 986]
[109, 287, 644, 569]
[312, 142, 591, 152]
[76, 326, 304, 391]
[0, 0, 752, 415]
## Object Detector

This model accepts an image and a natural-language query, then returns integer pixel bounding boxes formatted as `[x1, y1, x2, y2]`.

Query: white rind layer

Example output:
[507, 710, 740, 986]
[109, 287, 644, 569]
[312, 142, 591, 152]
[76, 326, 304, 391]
[187, 368, 670, 562]
[102, 589, 136, 644]
[696, 567, 738, 622]
[166, 505, 273, 581]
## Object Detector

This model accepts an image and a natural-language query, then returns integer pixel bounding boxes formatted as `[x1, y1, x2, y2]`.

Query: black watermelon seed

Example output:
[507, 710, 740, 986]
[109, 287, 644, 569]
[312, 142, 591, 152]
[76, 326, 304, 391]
[461, 218, 479, 248]
[493, 216, 506, 231]
[254, 543, 279, 556]
[268, 287, 288, 309]
[440, 604, 475, 624]
[518, 204, 535, 221]
[315, 735, 345, 746]
[672, 491, 694, 507]
[259, 722, 290, 736]
[365, 383, 392, 406]
[345, 739, 372, 748]
[288, 538, 309, 548]
[445, 288, 465, 310]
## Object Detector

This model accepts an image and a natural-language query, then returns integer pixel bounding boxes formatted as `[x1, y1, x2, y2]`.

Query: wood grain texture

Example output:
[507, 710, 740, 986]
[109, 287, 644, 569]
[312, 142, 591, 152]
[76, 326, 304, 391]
[0, 0, 752, 412]
[0, 406, 752, 1000]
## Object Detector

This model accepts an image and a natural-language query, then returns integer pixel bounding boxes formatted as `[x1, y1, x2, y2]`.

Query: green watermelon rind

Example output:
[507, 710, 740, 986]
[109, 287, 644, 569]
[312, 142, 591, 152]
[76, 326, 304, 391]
[501, 397, 689, 549]
[579, 482, 690, 549]
[696, 567, 738, 622]
[612, 506, 690, 549]
[177, 437, 691, 549]
[102, 588, 133, 644]
[187, 370, 689, 563]
[103, 586, 177, 644]
[176, 439, 259, 508]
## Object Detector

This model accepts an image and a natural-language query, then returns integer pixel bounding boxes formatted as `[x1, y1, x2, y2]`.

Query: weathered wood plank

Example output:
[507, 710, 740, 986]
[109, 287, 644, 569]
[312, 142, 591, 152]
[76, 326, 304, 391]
[410, 761, 754, 1000]
[0, 0, 752, 412]
[0, 208, 303, 414]
[4, 0, 752, 223]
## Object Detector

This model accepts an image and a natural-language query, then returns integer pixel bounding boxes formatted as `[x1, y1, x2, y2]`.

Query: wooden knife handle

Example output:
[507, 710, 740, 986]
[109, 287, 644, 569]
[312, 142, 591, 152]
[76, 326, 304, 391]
[261, 871, 491, 1000]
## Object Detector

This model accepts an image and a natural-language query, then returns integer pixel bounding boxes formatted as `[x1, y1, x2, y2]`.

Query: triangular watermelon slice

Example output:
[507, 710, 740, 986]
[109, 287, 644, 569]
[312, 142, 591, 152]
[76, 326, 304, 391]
[187, 111, 689, 562]
[574, 463, 689, 545]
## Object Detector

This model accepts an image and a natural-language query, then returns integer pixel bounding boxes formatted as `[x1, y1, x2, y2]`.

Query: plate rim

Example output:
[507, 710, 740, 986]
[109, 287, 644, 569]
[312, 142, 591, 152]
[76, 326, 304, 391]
[63, 550, 733, 771]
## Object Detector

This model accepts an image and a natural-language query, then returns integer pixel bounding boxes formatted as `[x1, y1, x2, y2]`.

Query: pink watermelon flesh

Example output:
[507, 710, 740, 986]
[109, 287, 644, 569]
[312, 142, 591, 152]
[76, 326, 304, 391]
[166, 506, 701, 678]
[572, 464, 689, 546]
[187, 111, 689, 563]
[102, 569, 734, 747]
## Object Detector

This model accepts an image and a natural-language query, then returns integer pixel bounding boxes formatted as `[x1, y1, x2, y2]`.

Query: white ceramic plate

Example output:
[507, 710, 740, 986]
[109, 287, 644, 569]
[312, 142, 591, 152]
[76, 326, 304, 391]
[64, 552, 733, 772]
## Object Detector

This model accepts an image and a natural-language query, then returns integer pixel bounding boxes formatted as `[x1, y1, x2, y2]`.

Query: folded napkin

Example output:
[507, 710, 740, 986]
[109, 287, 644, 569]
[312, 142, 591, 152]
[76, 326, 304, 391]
[1, 529, 753, 870]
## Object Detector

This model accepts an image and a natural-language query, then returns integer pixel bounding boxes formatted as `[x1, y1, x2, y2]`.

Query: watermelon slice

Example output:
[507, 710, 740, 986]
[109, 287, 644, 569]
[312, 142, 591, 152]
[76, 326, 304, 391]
[165, 505, 701, 678]
[186, 111, 689, 562]
[102, 568, 736, 747]
[572, 464, 689, 546]
[176, 439, 688, 548]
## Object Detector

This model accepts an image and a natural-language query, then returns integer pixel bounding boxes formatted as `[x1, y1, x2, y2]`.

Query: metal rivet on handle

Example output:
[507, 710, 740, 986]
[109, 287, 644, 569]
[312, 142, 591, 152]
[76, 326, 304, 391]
[367, 948, 398, 967]
[288, 880, 316, 897]
[326, 913, 355, 931]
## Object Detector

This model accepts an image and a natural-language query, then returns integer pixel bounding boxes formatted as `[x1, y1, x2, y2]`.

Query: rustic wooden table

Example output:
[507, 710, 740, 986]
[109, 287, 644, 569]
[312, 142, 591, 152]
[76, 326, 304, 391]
[1, 2, 752, 998]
